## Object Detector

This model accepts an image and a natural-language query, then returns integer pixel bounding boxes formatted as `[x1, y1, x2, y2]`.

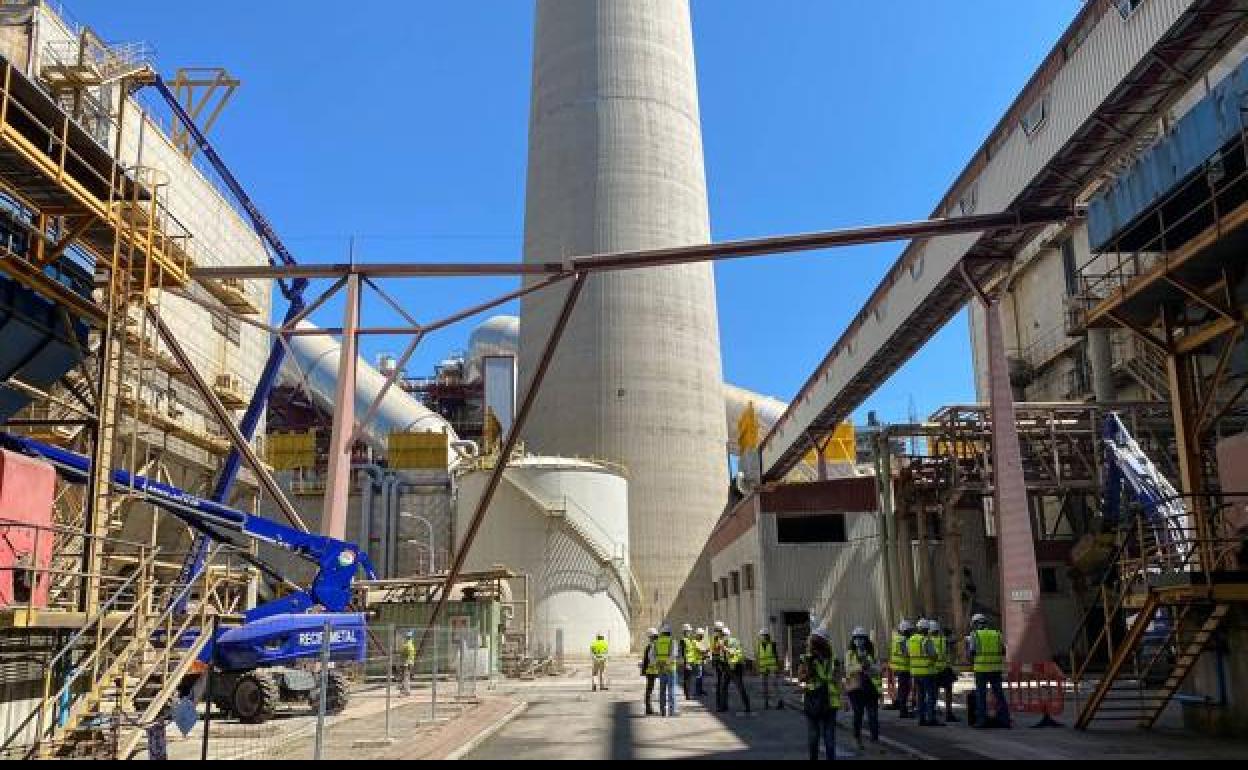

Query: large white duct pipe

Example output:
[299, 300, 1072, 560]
[464, 315, 793, 457]
[280, 321, 466, 467]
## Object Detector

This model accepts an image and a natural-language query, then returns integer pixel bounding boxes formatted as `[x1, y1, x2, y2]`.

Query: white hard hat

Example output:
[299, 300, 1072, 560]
[851, 627, 868, 638]
[647, 627, 659, 637]
[927, 620, 941, 633]
[811, 626, 831, 642]
[682, 623, 694, 632]
[899, 619, 914, 632]
[713, 620, 725, 629]
[660, 623, 672, 634]
[722, 628, 732, 637]
[916, 619, 930, 632]
[696, 627, 706, 635]
[971, 613, 988, 626]
[759, 628, 770, 636]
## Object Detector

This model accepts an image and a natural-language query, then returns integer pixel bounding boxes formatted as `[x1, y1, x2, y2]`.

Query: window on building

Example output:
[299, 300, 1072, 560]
[1114, 0, 1145, 20]
[743, 563, 755, 592]
[1021, 95, 1049, 138]
[776, 514, 847, 544]
[958, 183, 978, 216]
[1040, 566, 1061, 595]
[713, 581, 720, 601]
[730, 571, 741, 596]
[1061, 237, 1079, 297]
[720, 577, 729, 600]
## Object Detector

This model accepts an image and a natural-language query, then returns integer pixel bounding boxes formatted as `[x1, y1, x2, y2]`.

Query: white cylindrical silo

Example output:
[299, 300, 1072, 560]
[455, 457, 632, 656]
[519, 0, 727, 634]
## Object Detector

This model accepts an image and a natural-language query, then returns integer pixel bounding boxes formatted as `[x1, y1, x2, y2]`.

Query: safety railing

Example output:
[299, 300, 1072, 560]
[1074, 124, 1248, 327]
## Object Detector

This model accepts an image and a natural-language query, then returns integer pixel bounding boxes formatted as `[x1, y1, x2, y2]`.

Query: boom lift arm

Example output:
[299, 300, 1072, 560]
[0, 432, 376, 619]
[1100, 413, 1191, 564]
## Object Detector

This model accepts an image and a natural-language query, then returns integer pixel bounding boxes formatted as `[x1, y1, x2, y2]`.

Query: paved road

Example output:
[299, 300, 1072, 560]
[470, 661, 893, 761]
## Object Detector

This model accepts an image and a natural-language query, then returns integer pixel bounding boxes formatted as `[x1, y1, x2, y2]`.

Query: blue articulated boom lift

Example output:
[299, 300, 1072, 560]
[0, 432, 377, 722]
[1099, 413, 1194, 645]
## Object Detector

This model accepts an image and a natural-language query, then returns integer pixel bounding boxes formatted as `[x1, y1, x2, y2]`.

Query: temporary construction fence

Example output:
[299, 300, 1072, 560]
[182, 621, 490, 761]
[1004, 662, 1066, 727]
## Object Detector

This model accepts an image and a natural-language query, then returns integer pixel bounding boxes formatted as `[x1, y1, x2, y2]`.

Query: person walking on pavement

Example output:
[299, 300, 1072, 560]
[590, 633, 610, 692]
[679, 624, 695, 699]
[718, 629, 752, 715]
[798, 626, 841, 761]
[640, 627, 660, 715]
[934, 622, 958, 722]
[755, 628, 781, 710]
[888, 619, 914, 718]
[684, 626, 707, 698]
[967, 613, 1011, 728]
[844, 627, 881, 751]
[908, 619, 942, 727]
[399, 630, 417, 696]
[655, 624, 681, 717]
[709, 622, 726, 701]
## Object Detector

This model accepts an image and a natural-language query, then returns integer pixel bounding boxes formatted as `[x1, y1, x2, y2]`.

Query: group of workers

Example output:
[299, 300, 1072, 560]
[888, 613, 1011, 729]
[586, 612, 1010, 759]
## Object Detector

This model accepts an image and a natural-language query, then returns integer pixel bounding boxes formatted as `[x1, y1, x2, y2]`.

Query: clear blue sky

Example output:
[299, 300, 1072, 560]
[72, 0, 1081, 423]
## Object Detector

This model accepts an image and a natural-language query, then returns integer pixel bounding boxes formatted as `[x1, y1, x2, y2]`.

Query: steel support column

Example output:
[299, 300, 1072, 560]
[981, 297, 1051, 663]
[321, 273, 360, 540]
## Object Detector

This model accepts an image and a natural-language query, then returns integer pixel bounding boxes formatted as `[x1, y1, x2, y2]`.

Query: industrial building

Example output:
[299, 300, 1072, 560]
[0, 0, 1247, 761]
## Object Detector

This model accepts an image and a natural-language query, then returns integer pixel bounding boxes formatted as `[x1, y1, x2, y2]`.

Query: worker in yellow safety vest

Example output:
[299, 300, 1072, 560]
[590, 633, 609, 692]
[399, 630, 417, 696]
[844, 626, 881, 750]
[654, 624, 681, 717]
[966, 613, 1011, 728]
[907, 619, 941, 726]
[888, 618, 915, 718]
[640, 627, 660, 715]
[681, 625, 706, 698]
[755, 628, 780, 710]
[798, 626, 841, 760]
[930, 621, 958, 722]
[717, 629, 751, 714]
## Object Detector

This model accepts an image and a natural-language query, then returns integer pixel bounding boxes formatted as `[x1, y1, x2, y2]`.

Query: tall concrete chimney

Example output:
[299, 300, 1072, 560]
[519, 0, 727, 632]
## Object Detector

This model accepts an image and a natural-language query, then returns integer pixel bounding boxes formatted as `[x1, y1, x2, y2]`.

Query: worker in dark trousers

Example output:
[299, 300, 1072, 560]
[907, 619, 941, 726]
[798, 626, 840, 760]
[888, 619, 914, 717]
[938, 623, 959, 722]
[845, 626, 881, 751]
[709, 622, 726, 701]
[967, 614, 1011, 728]
[717, 629, 751, 714]
[640, 627, 659, 715]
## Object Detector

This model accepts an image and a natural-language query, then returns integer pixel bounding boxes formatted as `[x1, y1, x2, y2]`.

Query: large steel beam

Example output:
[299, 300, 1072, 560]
[190, 208, 1075, 281]
[149, 309, 307, 532]
[320, 273, 360, 540]
[416, 272, 587, 657]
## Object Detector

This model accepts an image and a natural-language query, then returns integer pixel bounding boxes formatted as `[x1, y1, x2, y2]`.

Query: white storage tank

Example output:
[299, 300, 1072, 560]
[455, 456, 632, 657]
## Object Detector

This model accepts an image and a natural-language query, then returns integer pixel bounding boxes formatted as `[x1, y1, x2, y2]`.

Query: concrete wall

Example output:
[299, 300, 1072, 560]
[519, 0, 728, 636]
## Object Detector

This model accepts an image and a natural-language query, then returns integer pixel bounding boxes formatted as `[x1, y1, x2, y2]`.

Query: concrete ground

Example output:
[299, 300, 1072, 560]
[160, 681, 520, 760]
[469, 661, 1248, 761]
[469, 660, 895, 761]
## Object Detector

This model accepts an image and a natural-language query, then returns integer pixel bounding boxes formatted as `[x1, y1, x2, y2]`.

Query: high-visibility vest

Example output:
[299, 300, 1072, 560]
[756, 639, 778, 673]
[802, 656, 842, 709]
[655, 635, 676, 673]
[726, 638, 745, 666]
[590, 639, 609, 660]
[685, 637, 703, 665]
[846, 648, 882, 692]
[402, 640, 417, 665]
[931, 635, 949, 670]
[971, 629, 1005, 673]
[906, 634, 934, 677]
[890, 633, 910, 674]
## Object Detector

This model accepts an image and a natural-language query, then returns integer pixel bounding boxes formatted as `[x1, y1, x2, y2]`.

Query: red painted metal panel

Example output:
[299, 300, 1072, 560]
[0, 449, 56, 608]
